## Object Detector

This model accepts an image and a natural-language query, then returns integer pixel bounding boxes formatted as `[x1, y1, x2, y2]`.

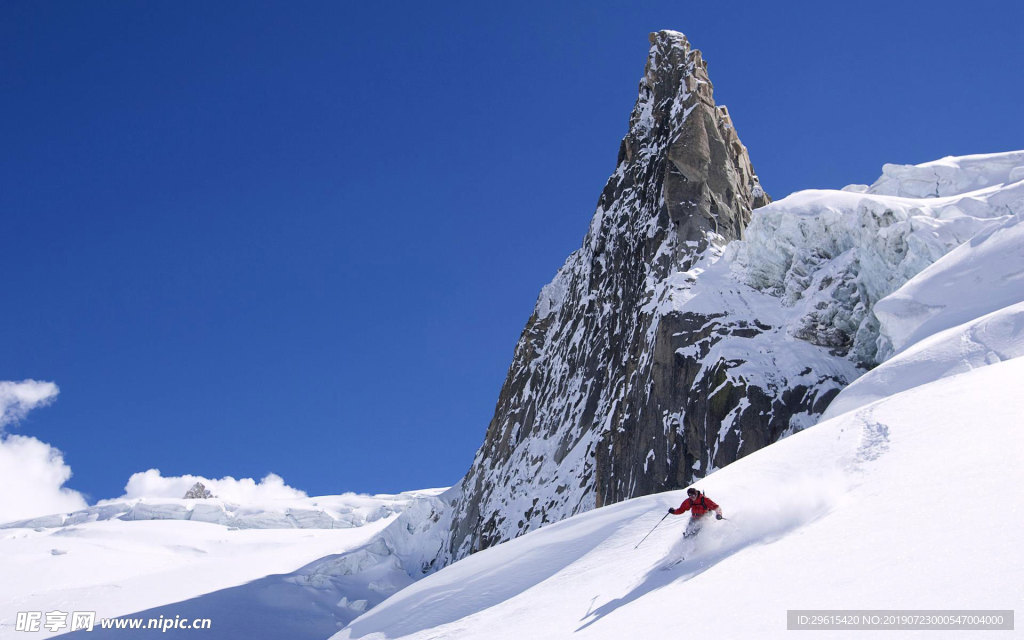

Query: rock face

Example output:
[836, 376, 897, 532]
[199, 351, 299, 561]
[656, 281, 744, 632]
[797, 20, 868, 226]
[438, 30, 846, 563]
[183, 482, 214, 500]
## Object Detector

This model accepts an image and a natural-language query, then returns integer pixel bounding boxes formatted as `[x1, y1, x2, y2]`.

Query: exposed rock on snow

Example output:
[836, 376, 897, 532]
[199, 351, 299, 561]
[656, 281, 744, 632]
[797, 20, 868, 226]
[182, 482, 214, 499]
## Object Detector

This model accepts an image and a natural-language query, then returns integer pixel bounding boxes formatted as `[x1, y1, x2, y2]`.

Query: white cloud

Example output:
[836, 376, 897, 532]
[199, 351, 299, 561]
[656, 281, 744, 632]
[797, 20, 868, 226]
[121, 469, 308, 504]
[0, 434, 89, 522]
[0, 379, 59, 429]
[0, 380, 88, 523]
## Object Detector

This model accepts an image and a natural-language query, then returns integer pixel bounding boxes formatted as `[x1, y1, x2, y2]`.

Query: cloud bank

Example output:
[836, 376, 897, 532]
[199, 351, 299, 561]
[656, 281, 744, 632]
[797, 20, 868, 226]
[0, 380, 88, 523]
[121, 469, 308, 503]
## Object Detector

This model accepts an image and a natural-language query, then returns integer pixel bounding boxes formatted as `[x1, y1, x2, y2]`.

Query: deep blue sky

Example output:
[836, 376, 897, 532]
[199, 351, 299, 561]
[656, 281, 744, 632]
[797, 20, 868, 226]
[2, 1, 1022, 501]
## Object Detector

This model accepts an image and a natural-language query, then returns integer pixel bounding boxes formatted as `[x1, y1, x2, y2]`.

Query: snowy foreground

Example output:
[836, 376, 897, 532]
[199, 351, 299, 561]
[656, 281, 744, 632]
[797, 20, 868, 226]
[0, 491, 441, 639]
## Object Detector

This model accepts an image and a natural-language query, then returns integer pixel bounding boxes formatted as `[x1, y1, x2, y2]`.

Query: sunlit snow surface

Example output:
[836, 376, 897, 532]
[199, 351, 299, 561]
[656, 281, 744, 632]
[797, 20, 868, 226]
[0, 491, 443, 639]
[733, 150, 1024, 365]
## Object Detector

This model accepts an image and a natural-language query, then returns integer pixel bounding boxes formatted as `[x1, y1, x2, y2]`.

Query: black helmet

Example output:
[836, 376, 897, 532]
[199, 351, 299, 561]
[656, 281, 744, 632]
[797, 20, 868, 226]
[686, 487, 699, 496]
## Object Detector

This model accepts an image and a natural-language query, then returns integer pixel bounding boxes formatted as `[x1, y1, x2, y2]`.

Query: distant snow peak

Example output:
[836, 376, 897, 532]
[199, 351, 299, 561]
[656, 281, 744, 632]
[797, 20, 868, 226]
[183, 482, 214, 500]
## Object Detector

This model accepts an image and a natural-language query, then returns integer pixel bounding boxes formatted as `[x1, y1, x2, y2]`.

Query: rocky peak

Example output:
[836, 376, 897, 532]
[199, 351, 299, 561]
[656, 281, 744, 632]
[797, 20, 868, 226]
[183, 482, 214, 500]
[623, 30, 712, 156]
[619, 31, 768, 251]
[439, 31, 777, 564]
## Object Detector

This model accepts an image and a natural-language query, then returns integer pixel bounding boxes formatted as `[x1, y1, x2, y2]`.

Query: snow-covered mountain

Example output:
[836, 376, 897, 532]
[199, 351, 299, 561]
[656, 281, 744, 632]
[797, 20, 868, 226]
[438, 30, 1024, 560]
[262, 30, 1023, 625]
[328, 150, 1024, 639]
[442, 34, 1017, 568]
[311, 147, 1023, 637]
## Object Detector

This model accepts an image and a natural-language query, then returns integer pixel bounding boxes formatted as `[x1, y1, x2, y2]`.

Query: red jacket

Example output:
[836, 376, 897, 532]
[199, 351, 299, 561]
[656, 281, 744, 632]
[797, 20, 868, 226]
[670, 493, 719, 518]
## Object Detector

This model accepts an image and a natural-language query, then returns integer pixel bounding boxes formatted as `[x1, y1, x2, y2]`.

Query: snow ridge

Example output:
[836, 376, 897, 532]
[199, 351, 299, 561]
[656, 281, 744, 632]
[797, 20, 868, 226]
[0, 491, 433, 531]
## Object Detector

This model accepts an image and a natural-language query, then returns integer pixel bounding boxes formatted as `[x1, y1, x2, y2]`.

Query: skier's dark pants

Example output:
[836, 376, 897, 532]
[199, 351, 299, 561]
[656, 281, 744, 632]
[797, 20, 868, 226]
[683, 516, 705, 539]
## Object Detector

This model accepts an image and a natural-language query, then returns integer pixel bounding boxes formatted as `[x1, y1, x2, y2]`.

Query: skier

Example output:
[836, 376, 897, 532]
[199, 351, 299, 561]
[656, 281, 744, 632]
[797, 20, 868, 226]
[668, 487, 723, 538]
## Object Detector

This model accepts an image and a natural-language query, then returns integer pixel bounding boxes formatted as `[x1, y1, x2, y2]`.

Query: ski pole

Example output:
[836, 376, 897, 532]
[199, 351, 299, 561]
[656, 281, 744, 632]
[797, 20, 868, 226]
[634, 512, 670, 549]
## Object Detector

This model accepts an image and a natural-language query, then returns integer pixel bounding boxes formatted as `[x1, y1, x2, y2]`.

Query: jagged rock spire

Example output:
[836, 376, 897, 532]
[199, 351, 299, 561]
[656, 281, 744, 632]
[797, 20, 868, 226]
[619, 31, 768, 252]
[441, 31, 770, 563]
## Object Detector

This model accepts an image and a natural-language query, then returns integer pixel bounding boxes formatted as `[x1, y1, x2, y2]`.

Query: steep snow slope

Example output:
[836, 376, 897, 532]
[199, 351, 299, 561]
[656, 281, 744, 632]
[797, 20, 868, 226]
[822, 220, 1024, 420]
[872, 214, 1024, 358]
[824, 300, 1024, 420]
[335, 356, 1024, 640]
